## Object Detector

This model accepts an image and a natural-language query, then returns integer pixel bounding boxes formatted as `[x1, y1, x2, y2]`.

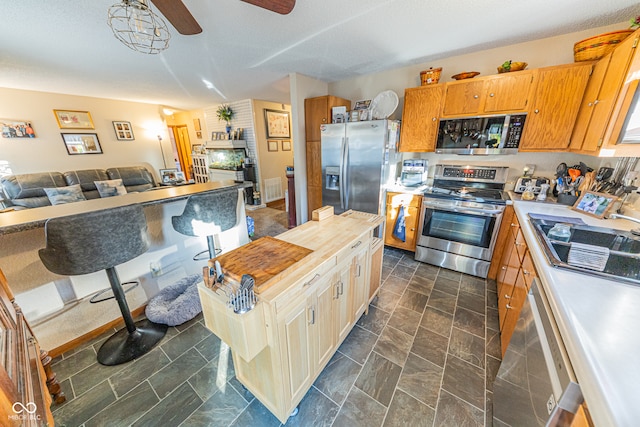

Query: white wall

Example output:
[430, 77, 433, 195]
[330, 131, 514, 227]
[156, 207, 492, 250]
[0, 87, 169, 177]
[289, 72, 331, 222]
[252, 100, 293, 203]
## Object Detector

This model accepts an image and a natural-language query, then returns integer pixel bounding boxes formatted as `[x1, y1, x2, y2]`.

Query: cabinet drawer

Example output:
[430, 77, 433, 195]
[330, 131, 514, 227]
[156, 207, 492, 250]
[386, 192, 421, 208]
[335, 233, 370, 262]
[514, 228, 527, 262]
[274, 258, 336, 313]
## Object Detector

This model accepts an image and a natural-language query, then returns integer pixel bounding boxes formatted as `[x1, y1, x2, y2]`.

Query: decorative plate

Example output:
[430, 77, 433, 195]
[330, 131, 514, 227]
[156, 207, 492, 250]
[370, 90, 399, 119]
[451, 71, 480, 80]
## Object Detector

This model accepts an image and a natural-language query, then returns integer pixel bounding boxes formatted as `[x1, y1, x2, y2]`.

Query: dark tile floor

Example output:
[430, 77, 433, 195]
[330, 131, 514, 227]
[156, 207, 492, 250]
[50, 247, 502, 426]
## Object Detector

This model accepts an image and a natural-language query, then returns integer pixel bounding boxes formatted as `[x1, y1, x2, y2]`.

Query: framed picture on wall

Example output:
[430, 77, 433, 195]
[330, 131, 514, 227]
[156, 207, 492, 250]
[61, 133, 102, 155]
[267, 140, 279, 152]
[281, 140, 291, 151]
[264, 109, 290, 138]
[53, 110, 94, 129]
[1, 119, 36, 138]
[112, 121, 135, 140]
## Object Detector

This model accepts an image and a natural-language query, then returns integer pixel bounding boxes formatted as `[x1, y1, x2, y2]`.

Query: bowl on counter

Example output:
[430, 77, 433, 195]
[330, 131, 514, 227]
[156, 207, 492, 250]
[451, 71, 480, 80]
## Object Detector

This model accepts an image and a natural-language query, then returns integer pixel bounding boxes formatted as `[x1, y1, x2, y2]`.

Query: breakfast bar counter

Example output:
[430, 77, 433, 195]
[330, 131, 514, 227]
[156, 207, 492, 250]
[0, 180, 251, 235]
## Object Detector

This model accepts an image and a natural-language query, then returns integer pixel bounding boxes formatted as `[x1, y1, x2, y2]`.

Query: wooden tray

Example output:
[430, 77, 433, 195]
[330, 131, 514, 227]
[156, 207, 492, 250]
[211, 236, 313, 293]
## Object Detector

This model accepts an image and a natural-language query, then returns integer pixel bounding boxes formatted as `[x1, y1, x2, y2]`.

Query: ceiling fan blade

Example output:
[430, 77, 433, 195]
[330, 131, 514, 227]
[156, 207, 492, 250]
[150, 0, 202, 35]
[241, 0, 295, 15]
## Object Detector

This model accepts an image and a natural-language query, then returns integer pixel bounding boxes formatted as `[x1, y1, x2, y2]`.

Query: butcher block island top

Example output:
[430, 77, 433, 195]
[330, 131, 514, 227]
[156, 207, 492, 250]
[197, 209, 384, 423]
[209, 236, 313, 294]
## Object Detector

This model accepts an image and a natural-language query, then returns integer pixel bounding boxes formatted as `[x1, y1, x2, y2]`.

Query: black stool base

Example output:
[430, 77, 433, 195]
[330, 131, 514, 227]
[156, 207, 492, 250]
[97, 319, 168, 366]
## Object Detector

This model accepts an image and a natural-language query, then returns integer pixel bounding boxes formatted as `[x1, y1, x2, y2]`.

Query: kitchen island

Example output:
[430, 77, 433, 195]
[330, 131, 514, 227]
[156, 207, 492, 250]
[510, 199, 640, 426]
[198, 210, 384, 423]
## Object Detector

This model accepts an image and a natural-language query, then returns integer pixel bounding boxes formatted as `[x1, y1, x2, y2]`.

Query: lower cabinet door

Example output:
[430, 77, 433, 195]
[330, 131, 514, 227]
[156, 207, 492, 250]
[352, 245, 370, 320]
[336, 260, 353, 344]
[280, 297, 314, 405]
[315, 275, 336, 369]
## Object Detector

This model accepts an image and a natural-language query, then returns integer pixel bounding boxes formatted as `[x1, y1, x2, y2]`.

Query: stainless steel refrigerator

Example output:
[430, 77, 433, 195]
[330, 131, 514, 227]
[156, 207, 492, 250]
[321, 119, 400, 215]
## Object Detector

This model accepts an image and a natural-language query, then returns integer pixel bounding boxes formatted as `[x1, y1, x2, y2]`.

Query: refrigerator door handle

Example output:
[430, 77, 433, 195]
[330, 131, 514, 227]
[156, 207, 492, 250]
[343, 137, 350, 210]
[339, 137, 346, 210]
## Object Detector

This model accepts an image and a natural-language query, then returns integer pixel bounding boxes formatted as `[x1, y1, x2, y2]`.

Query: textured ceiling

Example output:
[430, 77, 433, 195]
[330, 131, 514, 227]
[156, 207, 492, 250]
[0, 0, 638, 110]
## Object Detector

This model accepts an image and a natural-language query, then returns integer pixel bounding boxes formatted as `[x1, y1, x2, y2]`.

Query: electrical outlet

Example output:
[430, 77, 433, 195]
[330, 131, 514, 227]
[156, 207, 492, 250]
[150, 262, 162, 277]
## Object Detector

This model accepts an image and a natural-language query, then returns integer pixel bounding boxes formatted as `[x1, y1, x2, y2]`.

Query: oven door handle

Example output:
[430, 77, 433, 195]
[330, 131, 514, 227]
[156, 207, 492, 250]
[422, 201, 503, 217]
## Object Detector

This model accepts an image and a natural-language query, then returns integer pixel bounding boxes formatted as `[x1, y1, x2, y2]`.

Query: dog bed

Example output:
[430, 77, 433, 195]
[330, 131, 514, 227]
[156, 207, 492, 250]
[145, 273, 202, 326]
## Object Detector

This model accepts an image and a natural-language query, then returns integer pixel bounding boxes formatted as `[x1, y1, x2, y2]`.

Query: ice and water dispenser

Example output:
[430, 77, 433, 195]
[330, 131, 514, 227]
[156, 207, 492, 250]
[325, 166, 340, 191]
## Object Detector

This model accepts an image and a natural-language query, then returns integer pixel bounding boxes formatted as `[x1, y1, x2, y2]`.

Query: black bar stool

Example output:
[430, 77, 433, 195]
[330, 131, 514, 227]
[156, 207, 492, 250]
[172, 188, 239, 260]
[39, 205, 167, 366]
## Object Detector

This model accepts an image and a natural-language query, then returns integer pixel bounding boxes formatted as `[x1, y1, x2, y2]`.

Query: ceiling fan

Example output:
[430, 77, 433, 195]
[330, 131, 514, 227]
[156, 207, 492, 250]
[150, 0, 296, 35]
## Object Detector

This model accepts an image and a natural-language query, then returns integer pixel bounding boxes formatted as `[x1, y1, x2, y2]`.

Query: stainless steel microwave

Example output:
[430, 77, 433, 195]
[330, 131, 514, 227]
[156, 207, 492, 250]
[436, 114, 527, 155]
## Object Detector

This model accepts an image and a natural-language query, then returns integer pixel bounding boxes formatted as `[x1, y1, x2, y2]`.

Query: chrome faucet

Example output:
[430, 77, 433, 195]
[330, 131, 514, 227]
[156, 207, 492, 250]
[608, 213, 640, 236]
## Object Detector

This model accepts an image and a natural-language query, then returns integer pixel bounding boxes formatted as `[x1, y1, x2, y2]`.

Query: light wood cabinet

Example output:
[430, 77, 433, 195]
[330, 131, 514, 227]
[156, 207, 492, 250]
[441, 70, 535, 117]
[443, 79, 485, 116]
[384, 192, 422, 251]
[483, 72, 535, 113]
[305, 95, 351, 218]
[519, 63, 593, 151]
[369, 237, 384, 302]
[398, 85, 443, 152]
[199, 213, 383, 423]
[571, 30, 640, 155]
[494, 214, 538, 356]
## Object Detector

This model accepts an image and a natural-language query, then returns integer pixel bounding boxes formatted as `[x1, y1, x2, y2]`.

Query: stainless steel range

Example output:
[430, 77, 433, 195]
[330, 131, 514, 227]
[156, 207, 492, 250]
[415, 164, 509, 278]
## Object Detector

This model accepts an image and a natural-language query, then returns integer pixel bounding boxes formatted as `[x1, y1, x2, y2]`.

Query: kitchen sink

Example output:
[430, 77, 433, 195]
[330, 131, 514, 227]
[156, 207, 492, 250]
[529, 217, 640, 286]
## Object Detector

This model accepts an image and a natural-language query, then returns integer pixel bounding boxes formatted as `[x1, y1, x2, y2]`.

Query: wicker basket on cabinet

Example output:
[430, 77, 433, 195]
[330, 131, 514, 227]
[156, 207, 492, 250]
[573, 30, 634, 62]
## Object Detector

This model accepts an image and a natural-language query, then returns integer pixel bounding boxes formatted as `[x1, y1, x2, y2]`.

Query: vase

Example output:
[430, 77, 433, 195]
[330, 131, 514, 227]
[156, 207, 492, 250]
[226, 124, 231, 134]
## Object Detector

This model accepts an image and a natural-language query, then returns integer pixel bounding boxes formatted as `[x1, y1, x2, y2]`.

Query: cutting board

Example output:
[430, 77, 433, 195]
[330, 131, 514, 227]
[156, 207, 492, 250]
[211, 236, 313, 293]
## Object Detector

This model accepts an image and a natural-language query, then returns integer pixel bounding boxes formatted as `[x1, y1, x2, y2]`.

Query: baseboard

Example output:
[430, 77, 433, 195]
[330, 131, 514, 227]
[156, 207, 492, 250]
[48, 305, 147, 358]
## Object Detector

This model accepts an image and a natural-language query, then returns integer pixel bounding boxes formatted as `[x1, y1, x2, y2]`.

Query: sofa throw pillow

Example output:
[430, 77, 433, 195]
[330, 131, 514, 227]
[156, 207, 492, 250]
[43, 184, 87, 205]
[94, 179, 127, 198]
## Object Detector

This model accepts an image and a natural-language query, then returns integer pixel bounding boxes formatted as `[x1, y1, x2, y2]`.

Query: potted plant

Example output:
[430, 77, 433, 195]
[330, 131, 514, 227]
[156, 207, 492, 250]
[216, 104, 234, 133]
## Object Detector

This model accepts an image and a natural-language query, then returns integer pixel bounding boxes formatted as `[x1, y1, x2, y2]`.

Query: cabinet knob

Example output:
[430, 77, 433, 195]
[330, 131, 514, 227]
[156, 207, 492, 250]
[534, 109, 540, 114]
[504, 294, 511, 299]
[523, 269, 530, 276]
[322, 118, 327, 123]
[489, 93, 495, 97]
[506, 304, 513, 310]
[432, 117, 437, 122]
[473, 95, 479, 99]
[593, 99, 599, 105]
[501, 266, 507, 270]
[511, 223, 517, 227]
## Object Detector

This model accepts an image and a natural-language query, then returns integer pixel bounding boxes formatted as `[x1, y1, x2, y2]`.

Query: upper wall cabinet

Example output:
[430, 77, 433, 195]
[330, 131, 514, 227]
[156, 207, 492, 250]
[398, 85, 443, 152]
[441, 71, 535, 117]
[519, 63, 592, 151]
[570, 30, 640, 156]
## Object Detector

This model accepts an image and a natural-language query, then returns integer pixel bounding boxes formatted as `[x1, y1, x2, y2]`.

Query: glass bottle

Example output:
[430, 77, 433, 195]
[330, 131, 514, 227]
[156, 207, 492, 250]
[547, 223, 571, 242]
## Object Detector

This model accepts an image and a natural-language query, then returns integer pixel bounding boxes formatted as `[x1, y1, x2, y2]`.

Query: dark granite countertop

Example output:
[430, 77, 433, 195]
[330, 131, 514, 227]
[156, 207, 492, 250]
[0, 181, 252, 235]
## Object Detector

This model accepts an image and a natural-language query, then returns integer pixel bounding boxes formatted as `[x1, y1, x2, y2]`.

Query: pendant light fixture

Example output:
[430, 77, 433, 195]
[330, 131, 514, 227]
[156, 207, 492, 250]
[107, 0, 170, 54]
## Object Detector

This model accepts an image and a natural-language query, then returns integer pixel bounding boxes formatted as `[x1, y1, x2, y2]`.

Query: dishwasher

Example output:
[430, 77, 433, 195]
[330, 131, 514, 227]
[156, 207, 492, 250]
[493, 278, 584, 426]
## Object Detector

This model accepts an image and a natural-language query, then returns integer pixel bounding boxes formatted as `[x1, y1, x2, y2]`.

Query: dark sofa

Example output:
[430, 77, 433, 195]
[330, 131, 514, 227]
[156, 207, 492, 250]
[1, 166, 156, 209]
